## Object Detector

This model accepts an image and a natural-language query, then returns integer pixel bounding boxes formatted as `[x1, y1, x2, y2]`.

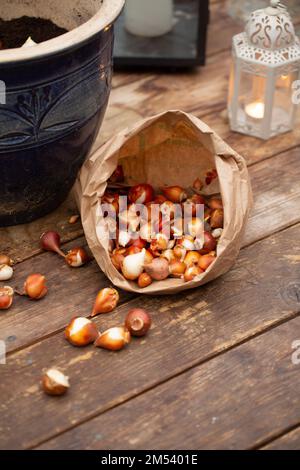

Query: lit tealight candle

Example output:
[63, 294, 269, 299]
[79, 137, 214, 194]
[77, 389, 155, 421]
[245, 101, 265, 120]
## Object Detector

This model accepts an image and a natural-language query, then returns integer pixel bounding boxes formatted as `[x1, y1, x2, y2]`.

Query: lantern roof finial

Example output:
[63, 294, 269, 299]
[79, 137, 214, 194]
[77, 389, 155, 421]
[244, 1, 296, 51]
[232, 0, 300, 67]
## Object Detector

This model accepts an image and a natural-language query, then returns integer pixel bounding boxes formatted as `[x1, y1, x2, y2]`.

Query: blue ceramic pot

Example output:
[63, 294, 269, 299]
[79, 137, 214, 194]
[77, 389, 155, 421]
[0, 0, 124, 226]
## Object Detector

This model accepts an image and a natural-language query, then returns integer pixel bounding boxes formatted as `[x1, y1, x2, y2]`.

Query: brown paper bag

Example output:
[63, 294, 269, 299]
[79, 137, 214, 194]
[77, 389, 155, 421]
[74, 110, 253, 294]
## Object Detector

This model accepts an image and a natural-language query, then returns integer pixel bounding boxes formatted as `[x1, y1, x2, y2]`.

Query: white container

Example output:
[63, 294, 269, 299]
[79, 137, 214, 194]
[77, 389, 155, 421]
[125, 0, 173, 38]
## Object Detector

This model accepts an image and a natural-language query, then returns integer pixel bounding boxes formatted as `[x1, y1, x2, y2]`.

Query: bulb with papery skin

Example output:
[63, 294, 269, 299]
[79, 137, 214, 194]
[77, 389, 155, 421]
[125, 309, 152, 337]
[169, 260, 186, 278]
[199, 254, 216, 271]
[201, 232, 217, 254]
[24, 274, 47, 300]
[42, 368, 70, 396]
[122, 250, 146, 281]
[40, 231, 65, 257]
[210, 209, 224, 229]
[138, 273, 153, 288]
[94, 327, 131, 351]
[65, 317, 99, 346]
[92, 288, 120, 317]
[65, 247, 90, 268]
[0, 264, 13, 281]
[184, 265, 204, 282]
[129, 184, 154, 204]
[162, 186, 187, 203]
[0, 286, 14, 310]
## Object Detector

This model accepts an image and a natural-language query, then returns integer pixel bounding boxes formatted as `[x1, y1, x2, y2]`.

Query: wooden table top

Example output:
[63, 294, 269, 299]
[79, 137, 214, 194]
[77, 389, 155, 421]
[1, 0, 300, 450]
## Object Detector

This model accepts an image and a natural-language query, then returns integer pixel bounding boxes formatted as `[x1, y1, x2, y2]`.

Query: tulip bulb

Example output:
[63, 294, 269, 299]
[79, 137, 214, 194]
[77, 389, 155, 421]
[199, 254, 216, 271]
[125, 309, 152, 337]
[210, 209, 224, 229]
[208, 198, 223, 210]
[129, 183, 154, 204]
[162, 186, 187, 203]
[0, 254, 13, 266]
[69, 215, 80, 225]
[184, 251, 202, 267]
[92, 287, 119, 317]
[40, 231, 65, 257]
[42, 368, 70, 396]
[150, 233, 169, 255]
[0, 286, 14, 310]
[201, 231, 217, 254]
[118, 230, 132, 248]
[65, 317, 99, 346]
[184, 266, 204, 282]
[169, 260, 186, 278]
[160, 200, 176, 219]
[161, 249, 176, 263]
[0, 264, 13, 281]
[187, 217, 203, 238]
[145, 257, 169, 281]
[24, 274, 47, 300]
[179, 236, 195, 251]
[212, 228, 223, 239]
[173, 245, 187, 261]
[122, 249, 146, 281]
[65, 247, 90, 268]
[94, 327, 131, 351]
[138, 273, 153, 288]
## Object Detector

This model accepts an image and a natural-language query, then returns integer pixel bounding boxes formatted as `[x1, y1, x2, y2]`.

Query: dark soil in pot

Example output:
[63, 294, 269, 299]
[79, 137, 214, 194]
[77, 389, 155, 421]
[0, 16, 68, 49]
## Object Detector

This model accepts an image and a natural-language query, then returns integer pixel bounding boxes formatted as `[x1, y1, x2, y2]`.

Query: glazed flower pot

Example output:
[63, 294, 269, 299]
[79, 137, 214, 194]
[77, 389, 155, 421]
[0, 0, 124, 226]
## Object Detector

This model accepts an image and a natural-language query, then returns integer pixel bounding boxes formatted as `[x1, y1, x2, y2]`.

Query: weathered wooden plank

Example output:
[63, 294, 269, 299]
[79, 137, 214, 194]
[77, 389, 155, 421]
[0, 238, 133, 353]
[201, 112, 300, 167]
[38, 316, 300, 450]
[262, 427, 300, 450]
[244, 147, 300, 246]
[0, 194, 81, 263]
[1, 147, 300, 353]
[1, 223, 300, 449]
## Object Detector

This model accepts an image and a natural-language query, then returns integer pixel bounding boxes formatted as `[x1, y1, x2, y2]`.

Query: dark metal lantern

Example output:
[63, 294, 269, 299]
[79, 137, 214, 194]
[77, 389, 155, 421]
[114, 0, 209, 69]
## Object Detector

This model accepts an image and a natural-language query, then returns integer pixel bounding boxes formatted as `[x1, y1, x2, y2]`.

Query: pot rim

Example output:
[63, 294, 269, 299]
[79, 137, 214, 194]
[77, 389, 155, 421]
[0, 0, 125, 64]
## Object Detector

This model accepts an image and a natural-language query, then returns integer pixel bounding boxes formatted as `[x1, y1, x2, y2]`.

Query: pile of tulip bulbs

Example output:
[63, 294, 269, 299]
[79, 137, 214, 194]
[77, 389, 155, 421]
[103, 166, 224, 287]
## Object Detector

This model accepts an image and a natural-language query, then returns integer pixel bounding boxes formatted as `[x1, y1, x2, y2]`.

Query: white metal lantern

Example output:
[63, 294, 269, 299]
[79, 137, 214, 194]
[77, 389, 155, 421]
[228, 0, 300, 140]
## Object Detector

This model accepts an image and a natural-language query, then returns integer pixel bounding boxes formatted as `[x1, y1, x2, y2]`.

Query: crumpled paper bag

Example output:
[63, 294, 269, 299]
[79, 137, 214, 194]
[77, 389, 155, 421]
[74, 110, 253, 294]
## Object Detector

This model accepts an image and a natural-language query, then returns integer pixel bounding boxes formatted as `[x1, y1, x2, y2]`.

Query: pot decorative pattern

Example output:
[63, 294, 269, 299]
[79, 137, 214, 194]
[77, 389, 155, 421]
[0, 27, 114, 226]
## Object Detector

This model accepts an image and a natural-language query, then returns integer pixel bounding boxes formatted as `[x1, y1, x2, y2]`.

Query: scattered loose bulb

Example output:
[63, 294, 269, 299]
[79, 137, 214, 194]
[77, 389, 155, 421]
[0, 264, 13, 281]
[65, 247, 90, 268]
[0, 254, 13, 266]
[42, 368, 70, 396]
[125, 309, 152, 337]
[92, 287, 120, 317]
[24, 274, 47, 300]
[40, 231, 65, 257]
[94, 326, 131, 351]
[65, 317, 99, 346]
[0, 286, 14, 310]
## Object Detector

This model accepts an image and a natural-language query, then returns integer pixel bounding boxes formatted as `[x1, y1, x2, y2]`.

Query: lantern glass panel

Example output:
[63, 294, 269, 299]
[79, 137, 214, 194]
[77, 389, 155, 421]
[238, 71, 267, 125]
[271, 72, 298, 134]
